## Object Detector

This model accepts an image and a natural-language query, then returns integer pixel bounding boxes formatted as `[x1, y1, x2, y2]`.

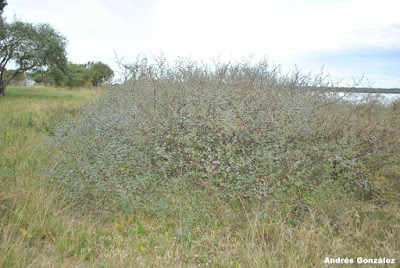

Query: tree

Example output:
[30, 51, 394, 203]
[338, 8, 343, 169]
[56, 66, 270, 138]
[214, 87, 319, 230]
[0, 0, 6, 33]
[0, 20, 67, 96]
[0, 0, 6, 12]
[32, 66, 66, 86]
[89, 62, 114, 87]
[64, 63, 92, 87]
[3, 69, 26, 85]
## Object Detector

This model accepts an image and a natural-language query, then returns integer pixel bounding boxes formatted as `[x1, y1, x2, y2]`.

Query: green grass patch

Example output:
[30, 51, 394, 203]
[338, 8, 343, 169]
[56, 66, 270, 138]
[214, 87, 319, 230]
[4, 86, 90, 100]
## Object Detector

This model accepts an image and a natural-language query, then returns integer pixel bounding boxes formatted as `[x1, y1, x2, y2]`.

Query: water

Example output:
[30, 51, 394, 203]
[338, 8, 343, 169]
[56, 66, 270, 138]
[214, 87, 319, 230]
[331, 92, 400, 105]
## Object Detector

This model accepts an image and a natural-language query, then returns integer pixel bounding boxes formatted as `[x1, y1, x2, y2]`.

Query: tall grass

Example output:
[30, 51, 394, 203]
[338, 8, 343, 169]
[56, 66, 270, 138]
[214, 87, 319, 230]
[0, 86, 95, 267]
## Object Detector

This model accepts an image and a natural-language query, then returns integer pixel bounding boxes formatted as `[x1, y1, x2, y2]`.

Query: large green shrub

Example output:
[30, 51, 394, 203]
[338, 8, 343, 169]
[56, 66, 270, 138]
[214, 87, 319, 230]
[46, 57, 400, 214]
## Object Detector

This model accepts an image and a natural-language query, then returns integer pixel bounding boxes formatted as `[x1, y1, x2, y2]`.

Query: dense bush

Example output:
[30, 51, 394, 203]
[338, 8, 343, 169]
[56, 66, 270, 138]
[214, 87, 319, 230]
[46, 56, 400, 214]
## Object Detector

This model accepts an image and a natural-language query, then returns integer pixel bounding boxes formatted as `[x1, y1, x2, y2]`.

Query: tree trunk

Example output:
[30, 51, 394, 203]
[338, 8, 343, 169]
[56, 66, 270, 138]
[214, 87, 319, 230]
[0, 80, 5, 97]
[0, 69, 23, 97]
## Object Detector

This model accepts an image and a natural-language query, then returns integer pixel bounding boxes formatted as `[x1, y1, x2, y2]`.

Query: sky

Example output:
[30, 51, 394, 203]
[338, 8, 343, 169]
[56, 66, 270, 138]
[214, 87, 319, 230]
[3, 0, 400, 88]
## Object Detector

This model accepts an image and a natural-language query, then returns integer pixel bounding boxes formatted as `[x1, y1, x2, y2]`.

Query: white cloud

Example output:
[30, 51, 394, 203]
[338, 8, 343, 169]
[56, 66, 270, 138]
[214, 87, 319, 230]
[3, 0, 400, 87]
[150, 0, 400, 59]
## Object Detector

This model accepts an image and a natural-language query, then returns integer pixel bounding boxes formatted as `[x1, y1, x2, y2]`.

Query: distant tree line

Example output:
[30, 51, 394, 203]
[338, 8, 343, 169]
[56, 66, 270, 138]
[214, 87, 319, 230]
[32, 61, 114, 87]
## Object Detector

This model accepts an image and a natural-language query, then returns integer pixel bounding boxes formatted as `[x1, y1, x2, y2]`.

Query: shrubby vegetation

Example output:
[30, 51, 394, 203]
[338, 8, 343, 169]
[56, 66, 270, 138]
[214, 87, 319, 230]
[47, 56, 400, 219]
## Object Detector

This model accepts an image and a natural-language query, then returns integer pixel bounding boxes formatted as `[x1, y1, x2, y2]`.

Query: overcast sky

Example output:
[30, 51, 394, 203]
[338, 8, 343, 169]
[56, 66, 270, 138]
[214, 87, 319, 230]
[4, 0, 400, 87]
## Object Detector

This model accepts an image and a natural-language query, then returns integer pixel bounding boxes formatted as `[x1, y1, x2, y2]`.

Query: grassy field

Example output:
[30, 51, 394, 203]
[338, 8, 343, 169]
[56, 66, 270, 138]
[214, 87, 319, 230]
[0, 85, 399, 267]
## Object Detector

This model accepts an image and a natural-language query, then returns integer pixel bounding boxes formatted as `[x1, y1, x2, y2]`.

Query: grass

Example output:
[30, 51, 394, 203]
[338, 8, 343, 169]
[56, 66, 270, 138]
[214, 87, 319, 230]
[1, 85, 399, 267]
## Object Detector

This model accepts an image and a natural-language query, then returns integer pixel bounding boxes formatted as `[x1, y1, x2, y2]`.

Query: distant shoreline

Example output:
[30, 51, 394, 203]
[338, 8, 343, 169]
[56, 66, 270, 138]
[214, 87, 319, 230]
[312, 87, 400, 94]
